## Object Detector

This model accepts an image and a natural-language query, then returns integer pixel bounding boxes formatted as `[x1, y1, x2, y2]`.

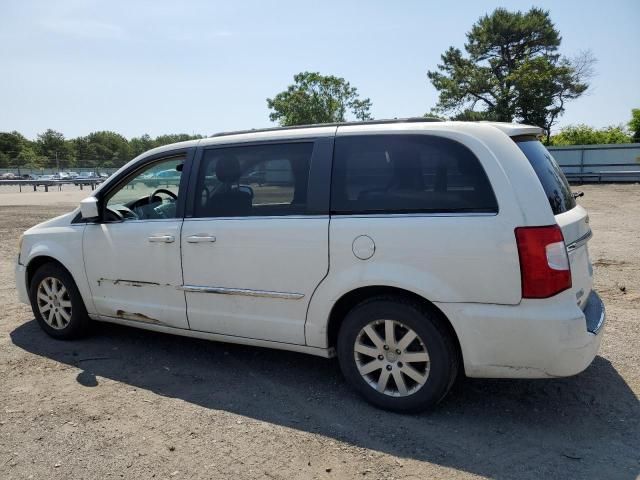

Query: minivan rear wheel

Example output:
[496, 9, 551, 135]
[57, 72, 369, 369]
[29, 263, 90, 339]
[337, 296, 458, 412]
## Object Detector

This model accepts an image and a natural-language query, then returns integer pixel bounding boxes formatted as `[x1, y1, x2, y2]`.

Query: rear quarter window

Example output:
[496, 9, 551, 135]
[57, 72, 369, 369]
[514, 137, 576, 215]
[331, 134, 498, 214]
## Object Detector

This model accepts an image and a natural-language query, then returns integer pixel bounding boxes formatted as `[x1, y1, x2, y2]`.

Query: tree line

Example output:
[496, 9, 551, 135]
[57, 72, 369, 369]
[1, 8, 638, 171]
[0, 130, 203, 170]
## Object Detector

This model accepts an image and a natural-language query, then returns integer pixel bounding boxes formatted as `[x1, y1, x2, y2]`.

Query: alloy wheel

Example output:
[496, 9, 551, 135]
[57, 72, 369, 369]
[36, 277, 72, 330]
[354, 319, 430, 397]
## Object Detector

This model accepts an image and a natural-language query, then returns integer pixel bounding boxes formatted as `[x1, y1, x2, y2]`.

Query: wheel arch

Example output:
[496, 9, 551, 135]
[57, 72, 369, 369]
[26, 255, 75, 292]
[326, 285, 464, 372]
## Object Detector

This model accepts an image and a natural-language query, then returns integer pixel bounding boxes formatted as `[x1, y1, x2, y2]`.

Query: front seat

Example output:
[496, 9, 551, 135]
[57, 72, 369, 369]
[205, 155, 252, 217]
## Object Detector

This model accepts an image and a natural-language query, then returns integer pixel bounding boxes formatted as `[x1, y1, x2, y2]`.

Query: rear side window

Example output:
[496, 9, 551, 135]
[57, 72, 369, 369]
[515, 137, 575, 215]
[331, 134, 498, 214]
[194, 142, 313, 218]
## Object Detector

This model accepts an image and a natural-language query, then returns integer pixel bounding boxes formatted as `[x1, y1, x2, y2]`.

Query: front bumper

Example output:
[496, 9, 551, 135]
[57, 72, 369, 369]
[15, 261, 30, 305]
[436, 290, 606, 379]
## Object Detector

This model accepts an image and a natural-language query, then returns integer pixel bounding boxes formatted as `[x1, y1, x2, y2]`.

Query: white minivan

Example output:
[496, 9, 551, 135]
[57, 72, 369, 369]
[15, 119, 605, 412]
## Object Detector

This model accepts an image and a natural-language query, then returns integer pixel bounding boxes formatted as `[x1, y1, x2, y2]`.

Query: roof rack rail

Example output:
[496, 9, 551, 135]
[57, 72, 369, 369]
[209, 117, 443, 138]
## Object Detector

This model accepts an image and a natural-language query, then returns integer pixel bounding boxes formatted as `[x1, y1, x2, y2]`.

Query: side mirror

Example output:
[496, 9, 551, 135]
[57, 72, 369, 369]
[80, 197, 100, 219]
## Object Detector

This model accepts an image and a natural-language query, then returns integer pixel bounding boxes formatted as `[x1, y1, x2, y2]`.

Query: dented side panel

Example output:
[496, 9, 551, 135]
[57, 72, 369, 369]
[83, 220, 189, 329]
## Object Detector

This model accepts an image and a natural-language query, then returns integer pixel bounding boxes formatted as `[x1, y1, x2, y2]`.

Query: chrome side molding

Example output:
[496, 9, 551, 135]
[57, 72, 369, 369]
[178, 285, 304, 300]
[566, 230, 593, 252]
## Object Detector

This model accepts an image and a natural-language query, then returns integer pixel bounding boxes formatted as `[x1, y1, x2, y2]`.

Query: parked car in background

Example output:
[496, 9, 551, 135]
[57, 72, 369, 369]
[73, 172, 102, 185]
[15, 118, 605, 412]
[142, 168, 182, 188]
[33, 175, 57, 186]
[67, 172, 79, 179]
[0, 172, 18, 180]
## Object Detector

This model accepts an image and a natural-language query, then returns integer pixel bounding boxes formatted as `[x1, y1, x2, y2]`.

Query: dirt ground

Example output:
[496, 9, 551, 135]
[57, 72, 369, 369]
[0, 184, 638, 480]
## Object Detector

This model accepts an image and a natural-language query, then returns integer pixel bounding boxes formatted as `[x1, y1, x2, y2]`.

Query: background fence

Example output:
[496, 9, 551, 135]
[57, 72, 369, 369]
[0, 165, 119, 176]
[547, 143, 640, 182]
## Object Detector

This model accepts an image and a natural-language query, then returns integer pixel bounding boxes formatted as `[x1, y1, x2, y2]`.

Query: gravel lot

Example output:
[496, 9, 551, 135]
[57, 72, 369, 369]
[1, 185, 638, 480]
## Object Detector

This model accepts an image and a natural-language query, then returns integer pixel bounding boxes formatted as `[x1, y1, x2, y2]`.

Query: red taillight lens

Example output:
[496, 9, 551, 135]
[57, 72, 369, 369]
[515, 225, 572, 298]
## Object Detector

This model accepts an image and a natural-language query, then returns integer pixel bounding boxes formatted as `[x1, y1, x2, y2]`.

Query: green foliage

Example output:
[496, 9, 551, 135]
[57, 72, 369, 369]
[427, 7, 594, 140]
[628, 109, 640, 142]
[450, 109, 499, 121]
[0, 130, 203, 170]
[0, 131, 26, 159]
[16, 145, 44, 169]
[267, 71, 372, 126]
[550, 124, 632, 145]
[129, 134, 156, 158]
[35, 129, 75, 168]
[0, 131, 27, 168]
[72, 131, 131, 169]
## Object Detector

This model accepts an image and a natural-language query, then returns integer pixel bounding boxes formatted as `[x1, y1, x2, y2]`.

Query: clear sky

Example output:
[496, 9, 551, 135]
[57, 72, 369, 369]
[1, 0, 638, 139]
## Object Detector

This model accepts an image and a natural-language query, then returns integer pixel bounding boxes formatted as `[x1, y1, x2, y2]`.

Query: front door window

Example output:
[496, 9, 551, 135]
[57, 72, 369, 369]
[105, 156, 184, 221]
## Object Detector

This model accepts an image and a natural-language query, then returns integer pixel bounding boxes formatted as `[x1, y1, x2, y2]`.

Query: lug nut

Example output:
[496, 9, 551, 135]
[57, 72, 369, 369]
[377, 355, 384, 361]
[395, 349, 401, 354]
[383, 345, 389, 351]
[386, 365, 392, 371]
[398, 362, 403, 368]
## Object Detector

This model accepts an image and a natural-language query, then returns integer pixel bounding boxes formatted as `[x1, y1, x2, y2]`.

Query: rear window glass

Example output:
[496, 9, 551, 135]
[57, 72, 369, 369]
[331, 135, 498, 214]
[515, 137, 576, 215]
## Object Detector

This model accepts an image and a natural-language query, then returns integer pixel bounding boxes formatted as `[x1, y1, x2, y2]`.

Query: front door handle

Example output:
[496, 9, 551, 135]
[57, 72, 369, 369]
[186, 234, 216, 243]
[148, 234, 175, 243]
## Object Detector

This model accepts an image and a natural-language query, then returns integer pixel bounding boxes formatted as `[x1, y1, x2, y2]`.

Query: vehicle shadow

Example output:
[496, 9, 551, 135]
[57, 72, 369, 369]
[11, 320, 639, 480]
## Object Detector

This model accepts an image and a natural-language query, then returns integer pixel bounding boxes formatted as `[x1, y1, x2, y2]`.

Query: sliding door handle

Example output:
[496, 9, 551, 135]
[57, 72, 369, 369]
[148, 234, 175, 243]
[186, 234, 216, 243]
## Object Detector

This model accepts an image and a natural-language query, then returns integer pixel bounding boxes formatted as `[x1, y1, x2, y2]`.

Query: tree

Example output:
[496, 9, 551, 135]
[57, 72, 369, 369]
[427, 8, 594, 141]
[0, 131, 27, 158]
[83, 131, 131, 168]
[629, 109, 640, 142]
[0, 131, 27, 169]
[267, 72, 372, 126]
[550, 124, 632, 145]
[36, 129, 75, 168]
[129, 134, 156, 158]
[351, 98, 373, 121]
[16, 145, 44, 170]
[153, 133, 203, 146]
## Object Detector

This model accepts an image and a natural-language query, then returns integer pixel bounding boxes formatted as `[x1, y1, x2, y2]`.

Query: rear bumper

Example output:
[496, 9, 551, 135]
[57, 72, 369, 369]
[583, 290, 605, 334]
[15, 262, 30, 305]
[437, 290, 606, 379]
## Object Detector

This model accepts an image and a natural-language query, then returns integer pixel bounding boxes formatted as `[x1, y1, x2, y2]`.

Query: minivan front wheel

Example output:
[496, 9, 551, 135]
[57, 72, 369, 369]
[29, 263, 90, 339]
[337, 297, 458, 412]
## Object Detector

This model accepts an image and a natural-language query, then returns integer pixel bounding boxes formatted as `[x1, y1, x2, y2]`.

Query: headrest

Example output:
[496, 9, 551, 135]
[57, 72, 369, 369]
[216, 155, 242, 183]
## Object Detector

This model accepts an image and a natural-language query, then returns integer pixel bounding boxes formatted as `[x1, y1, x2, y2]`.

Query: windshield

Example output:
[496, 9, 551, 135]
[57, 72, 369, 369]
[515, 137, 576, 215]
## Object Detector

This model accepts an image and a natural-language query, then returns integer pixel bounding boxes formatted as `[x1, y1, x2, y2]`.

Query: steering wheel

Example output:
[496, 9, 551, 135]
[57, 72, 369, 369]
[149, 188, 177, 205]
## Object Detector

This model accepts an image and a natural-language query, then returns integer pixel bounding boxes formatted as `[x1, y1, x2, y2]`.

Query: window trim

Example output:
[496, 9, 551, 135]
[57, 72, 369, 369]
[329, 133, 499, 216]
[185, 138, 332, 219]
[102, 153, 191, 222]
[78, 147, 195, 223]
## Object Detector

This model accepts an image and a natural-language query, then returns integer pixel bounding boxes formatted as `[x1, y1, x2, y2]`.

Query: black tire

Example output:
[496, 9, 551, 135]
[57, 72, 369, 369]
[29, 262, 90, 340]
[337, 296, 458, 412]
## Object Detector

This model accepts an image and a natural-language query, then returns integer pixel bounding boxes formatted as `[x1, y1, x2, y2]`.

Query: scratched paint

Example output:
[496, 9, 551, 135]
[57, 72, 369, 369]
[98, 278, 162, 288]
[115, 309, 164, 325]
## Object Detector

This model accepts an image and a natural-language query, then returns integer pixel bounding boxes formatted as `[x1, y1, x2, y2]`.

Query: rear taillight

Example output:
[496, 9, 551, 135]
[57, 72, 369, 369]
[515, 225, 571, 298]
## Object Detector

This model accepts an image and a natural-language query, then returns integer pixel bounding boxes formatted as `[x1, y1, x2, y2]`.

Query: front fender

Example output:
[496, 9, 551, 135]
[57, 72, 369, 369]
[22, 224, 96, 314]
